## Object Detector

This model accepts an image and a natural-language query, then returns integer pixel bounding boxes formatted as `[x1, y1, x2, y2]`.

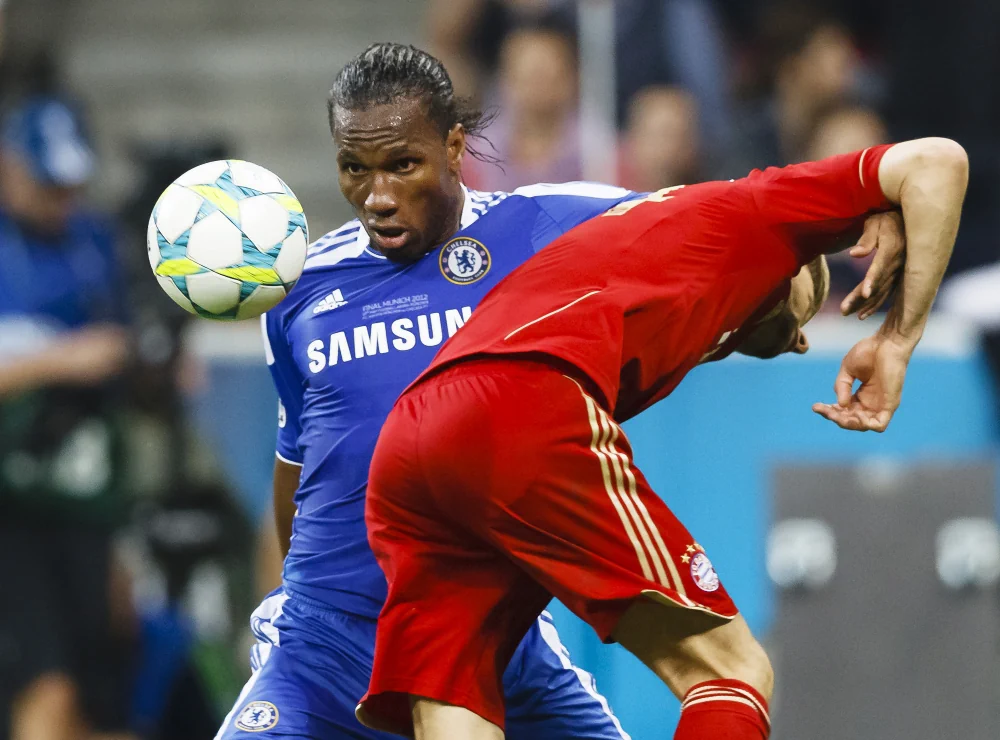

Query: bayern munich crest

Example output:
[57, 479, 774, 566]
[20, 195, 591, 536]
[235, 701, 279, 732]
[690, 552, 720, 592]
[440, 237, 490, 285]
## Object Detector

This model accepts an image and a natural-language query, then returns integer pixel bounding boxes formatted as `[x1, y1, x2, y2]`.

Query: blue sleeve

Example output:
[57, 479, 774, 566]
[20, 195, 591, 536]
[261, 312, 305, 465]
[517, 183, 646, 253]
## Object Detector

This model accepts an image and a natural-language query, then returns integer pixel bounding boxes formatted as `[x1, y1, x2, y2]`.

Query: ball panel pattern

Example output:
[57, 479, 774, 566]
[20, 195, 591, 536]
[154, 184, 204, 243]
[186, 211, 244, 270]
[228, 160, 285, 194]
[156, 276, 197, 314]
[274, 227, 307, 284]
[148, 159, 308, 321]
[239, 194, 291, 252]
[174, 160, 229, 186]
[235, 285, 287, 321]
[185, 271, 242, 314]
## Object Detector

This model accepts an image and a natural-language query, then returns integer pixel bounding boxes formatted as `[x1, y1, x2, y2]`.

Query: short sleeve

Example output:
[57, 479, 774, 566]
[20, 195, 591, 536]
[749, 144, 895, 261]
[261, 312, 304, 466]
[515, 183, 645, 253]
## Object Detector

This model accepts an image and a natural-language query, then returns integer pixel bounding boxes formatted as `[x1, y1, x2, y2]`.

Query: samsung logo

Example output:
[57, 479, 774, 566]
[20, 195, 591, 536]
[306, 307, 472, 373]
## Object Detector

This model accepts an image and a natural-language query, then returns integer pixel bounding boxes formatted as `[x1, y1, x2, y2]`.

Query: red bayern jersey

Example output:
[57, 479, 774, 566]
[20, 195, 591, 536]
[418, 146, 894, 420]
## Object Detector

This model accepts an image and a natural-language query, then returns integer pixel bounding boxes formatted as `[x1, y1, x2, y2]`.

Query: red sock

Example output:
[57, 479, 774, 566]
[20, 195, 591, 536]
[674, 679, 770, 739]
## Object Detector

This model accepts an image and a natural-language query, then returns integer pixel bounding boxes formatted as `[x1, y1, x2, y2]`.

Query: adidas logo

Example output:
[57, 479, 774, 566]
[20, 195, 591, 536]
[313, 289, 348, 314]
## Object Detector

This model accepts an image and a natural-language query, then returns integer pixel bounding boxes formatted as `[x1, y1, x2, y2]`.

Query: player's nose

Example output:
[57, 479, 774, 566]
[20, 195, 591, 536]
[364, 175, 399, 216]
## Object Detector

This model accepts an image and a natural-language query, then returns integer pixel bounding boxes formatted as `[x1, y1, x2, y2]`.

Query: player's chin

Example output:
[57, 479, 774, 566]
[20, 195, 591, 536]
[373, 233, 425, 263]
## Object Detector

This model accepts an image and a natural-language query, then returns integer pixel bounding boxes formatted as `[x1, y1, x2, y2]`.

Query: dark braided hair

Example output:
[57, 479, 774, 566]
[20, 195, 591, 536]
[328, 43, 497, 163]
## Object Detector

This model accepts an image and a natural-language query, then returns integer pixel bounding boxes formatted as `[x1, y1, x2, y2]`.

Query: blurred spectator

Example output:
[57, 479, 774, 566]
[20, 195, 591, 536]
[802, 101, 886, 162]
[430, 0, 734, 152]
[428, 0, 574, 100]
[619, 85, 702, 192]
[729, 4, 861, 174]
[615, 0, 734, 148]
[463, 24, 583, 190]
[0, 97, 135, 740]
[801, 100, 889, 309]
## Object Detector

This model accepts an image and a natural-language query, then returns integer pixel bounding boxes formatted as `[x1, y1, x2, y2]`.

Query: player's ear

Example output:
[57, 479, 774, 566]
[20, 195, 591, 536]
[446, 124, 466, 176]
[791, 329, 810, 354]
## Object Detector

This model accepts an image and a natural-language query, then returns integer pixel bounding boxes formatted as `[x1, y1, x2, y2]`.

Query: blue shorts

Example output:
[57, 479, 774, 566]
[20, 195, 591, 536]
[215, 588, 628, 739]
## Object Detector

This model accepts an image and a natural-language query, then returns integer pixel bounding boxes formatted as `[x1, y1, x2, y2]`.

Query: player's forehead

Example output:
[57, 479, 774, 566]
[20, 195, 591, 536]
[333, 98, 441, 159]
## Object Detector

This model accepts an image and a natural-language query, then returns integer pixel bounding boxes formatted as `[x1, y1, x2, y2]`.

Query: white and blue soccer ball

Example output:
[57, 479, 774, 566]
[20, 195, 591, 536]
[147, 160, 308, 320]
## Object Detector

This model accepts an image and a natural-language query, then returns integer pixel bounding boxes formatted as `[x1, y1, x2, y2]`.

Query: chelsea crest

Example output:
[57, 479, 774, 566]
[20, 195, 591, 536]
[235, 701, 279, 732]
[440, 237, 490, 285]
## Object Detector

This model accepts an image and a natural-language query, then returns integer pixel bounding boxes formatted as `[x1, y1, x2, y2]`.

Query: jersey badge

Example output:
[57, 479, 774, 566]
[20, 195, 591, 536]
[313, 289, 348, 314]
[689, 551, 720, 592]
[235, 701, 279, 732]
[440, 237, 490, 285]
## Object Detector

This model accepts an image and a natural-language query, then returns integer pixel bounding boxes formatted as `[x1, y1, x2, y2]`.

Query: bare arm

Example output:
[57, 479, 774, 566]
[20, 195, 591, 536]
[813, 138, 968, 431]
[273, 456, 301, 559]
[875, 138, 968, 347]
[0, 324, 129, 399]
[255, 511, 284, 599]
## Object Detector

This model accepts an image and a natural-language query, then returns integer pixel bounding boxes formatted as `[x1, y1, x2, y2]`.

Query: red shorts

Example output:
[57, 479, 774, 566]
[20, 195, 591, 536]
[358, 358, 738, 735]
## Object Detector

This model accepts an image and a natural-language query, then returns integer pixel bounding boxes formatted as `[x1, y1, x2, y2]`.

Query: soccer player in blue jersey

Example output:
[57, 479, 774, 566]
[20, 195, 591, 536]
[216, 43, 903, 740]
[214, 43, 641, 740]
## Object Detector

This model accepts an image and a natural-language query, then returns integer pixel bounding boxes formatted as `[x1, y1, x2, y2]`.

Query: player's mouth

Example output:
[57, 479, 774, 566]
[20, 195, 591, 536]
[368, 225, 411, 252]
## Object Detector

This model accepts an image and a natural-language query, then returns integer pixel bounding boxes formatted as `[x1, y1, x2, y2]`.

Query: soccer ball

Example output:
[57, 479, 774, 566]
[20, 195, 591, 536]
[148, 160, 308, 320]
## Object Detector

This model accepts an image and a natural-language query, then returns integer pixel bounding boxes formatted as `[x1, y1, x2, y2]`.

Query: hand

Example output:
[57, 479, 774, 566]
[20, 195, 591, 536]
[840, 211, 906, 320]
[811, 333, 913, 432]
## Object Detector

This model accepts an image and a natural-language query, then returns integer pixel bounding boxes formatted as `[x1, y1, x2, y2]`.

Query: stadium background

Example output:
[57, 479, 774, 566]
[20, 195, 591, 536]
[1, 0, 999, 738]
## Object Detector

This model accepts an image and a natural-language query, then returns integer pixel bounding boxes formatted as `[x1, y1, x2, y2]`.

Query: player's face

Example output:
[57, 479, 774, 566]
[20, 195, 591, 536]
[736, 257, 829, 358]
[774, 257, 831, 355]
[333, 99, 466, 263]
[789, 256, 830, 328]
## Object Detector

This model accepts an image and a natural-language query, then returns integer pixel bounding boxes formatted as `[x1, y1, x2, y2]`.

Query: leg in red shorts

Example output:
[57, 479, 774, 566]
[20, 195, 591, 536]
[358, 358, 742, 736]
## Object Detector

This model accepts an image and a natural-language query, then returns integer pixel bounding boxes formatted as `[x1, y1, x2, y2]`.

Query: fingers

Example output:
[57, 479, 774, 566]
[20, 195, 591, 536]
[850, 218, 879, 258]
[811, 402, 892, 432]
[856, 281, 895, 320]
[862, 233, 902, 293]
[834, 365, 854, 406]
[841, 283, 865, 316]
[842, 246, 906, 318]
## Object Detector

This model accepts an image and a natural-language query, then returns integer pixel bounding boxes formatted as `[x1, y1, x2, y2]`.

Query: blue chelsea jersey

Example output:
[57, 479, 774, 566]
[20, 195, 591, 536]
[263, 183, 640, 617]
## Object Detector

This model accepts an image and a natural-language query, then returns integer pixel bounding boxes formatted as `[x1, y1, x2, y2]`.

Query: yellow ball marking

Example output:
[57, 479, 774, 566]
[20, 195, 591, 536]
[271, 194, 303, 213]
[187, 185, 241, 222]
[155, 258, 203, 276]
[216, 266, 282, 284]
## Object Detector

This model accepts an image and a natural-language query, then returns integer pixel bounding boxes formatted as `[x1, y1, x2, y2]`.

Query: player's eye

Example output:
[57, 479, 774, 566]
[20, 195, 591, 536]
[342, 162, 367, 175]
[394, 158, 419, 174]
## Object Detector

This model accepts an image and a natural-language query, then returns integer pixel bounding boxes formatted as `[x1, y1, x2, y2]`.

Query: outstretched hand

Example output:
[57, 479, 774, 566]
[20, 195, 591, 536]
[812, 333, 913, 432]
[841, 211, 906, 320]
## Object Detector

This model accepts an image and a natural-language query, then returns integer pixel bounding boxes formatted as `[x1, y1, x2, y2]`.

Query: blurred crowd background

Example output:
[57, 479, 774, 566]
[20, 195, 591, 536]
[0, 1, 998, 739]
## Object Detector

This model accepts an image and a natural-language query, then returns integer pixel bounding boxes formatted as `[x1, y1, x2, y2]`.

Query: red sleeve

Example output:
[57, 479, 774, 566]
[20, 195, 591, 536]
[748, 144, 895, 262]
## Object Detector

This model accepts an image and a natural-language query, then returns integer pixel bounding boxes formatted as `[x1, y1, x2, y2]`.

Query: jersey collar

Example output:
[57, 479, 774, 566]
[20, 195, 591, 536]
[459, 184, 478, 229]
